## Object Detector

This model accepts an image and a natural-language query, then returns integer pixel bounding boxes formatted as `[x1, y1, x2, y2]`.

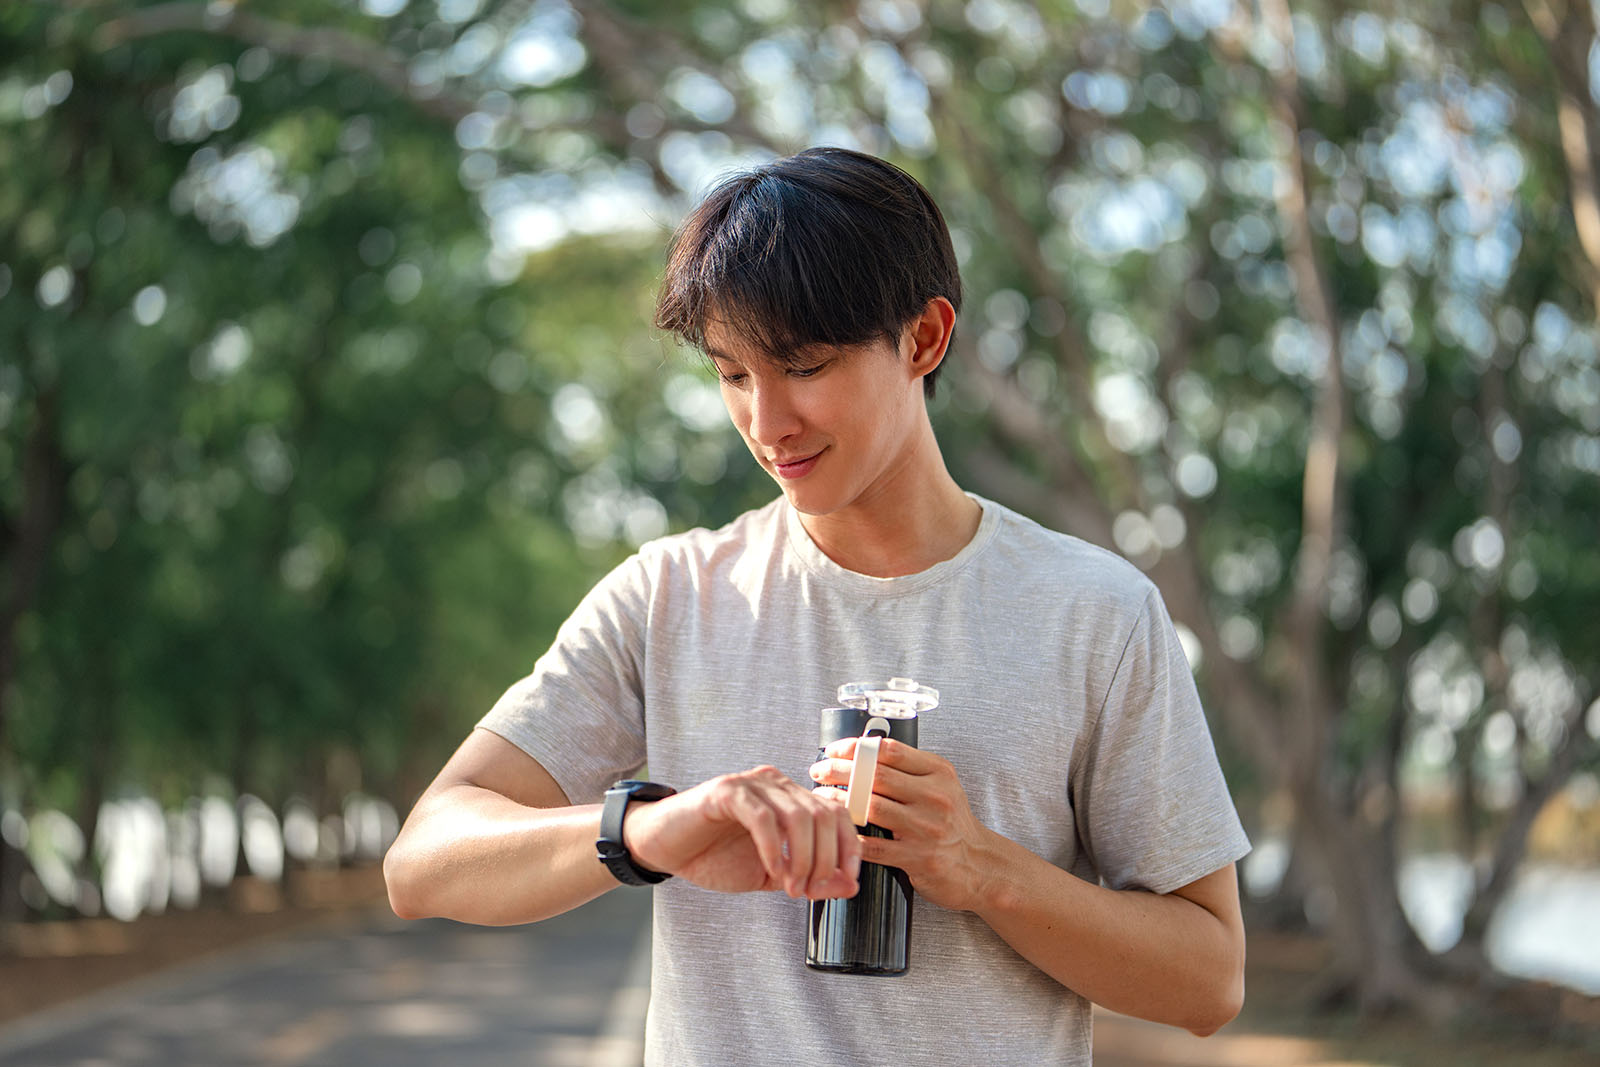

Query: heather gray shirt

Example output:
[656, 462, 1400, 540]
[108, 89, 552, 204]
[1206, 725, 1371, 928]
[480, 495, 1249, 1066]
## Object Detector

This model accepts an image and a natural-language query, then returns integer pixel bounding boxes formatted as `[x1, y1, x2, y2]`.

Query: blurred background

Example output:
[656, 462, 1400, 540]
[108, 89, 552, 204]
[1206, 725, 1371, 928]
[1, 0, 1598, 1063]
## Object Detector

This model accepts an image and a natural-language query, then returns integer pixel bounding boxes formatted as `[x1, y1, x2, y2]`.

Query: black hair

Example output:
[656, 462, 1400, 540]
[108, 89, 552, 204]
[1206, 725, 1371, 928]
[654, 146, 962, 398]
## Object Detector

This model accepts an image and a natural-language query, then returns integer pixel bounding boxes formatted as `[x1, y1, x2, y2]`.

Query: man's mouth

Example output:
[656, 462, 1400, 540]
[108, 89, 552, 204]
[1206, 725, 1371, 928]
[771, 450, 822, 480]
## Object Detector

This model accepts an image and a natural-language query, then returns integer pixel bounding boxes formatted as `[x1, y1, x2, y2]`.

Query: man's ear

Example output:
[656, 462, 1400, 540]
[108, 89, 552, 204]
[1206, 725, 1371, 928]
[903, 296, 957, 382]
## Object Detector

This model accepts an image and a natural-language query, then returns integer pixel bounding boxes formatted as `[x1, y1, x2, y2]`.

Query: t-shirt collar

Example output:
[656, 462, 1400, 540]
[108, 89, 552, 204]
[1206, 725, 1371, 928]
[781, 493, 1000, 595]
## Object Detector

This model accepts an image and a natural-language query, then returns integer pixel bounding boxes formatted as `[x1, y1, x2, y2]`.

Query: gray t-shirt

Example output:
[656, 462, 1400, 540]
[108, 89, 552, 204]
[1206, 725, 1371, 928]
[480, 494, 1249, 1066]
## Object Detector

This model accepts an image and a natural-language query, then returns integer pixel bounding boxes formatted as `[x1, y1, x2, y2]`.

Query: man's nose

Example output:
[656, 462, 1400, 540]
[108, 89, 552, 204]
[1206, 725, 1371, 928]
[746, 381, 801, 446]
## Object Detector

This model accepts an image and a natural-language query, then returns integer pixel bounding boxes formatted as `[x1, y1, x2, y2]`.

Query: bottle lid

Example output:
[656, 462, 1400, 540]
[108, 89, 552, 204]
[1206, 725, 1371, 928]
[836, 677, 939, 718]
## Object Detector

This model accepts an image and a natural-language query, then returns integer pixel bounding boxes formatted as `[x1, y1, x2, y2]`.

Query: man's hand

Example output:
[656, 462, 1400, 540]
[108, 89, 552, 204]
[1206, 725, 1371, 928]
[624, 765, 861, 900]
[809, 737, 1002, 912]
[812, 738, 1246, 1034]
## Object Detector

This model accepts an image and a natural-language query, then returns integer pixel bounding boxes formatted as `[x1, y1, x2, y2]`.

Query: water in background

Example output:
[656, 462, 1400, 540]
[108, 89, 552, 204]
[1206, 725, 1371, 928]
[1400, 855, 1600, 994]
[1246, 841, 1600, 994]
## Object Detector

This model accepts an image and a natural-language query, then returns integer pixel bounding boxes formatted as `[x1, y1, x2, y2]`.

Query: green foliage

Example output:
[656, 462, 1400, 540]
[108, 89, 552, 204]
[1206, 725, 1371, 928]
[0, 2, 769, 823]
[1, 3, 1597, 988]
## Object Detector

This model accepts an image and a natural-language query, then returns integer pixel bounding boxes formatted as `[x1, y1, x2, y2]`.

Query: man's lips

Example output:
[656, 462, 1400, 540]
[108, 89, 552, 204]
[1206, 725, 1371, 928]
[771, 450, 822, 480]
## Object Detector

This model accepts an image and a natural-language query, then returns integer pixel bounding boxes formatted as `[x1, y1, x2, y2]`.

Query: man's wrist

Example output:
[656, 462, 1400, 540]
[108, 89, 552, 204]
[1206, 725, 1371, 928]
[965, 827, 1029, 916]
[619, 802, 669, 877]
[597, 780, 676, 886]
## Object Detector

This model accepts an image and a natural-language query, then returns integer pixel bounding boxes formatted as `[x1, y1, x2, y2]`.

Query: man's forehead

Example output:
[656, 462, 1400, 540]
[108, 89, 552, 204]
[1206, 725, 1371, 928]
[700, 326, 751, 362]
[702, 320, 773, 359]
[703, 324, 800, 366]
[702, 320, 876, 365]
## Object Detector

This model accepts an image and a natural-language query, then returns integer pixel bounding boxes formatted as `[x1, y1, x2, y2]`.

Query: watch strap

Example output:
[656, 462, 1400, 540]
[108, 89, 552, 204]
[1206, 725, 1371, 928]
[597, 780, 676, 886]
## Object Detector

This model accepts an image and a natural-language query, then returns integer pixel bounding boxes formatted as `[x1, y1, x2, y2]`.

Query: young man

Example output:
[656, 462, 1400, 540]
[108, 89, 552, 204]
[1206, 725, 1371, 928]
[384, 147, 1250, 1065]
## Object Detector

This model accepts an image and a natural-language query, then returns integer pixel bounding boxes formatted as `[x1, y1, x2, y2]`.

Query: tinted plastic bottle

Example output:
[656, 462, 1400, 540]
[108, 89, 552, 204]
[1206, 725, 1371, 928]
[805, 706, 918, 977]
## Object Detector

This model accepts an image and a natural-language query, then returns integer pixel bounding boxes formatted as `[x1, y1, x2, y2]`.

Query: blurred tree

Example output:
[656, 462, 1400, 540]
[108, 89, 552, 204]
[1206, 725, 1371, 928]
[0, 0, 749, 915]
[537, 0, 1600, 1014]
[2, 0, 1598, 1022]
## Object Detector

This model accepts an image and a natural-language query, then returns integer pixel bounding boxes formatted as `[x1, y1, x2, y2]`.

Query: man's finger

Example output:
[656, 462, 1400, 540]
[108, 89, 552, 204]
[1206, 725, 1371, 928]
[809, 756, 849, 785]
[805, 799, 839, 897]
[822, 736, 938, 774]
[724, 778, 787, 885]
[813, 756, 920, 804]
[771, 787, 814, 897]
[856, 831, 910, 870]
[812, 784, 913, 834]
[856, 791, 912, 834]
[835, 804, 861, 882]
[856, 737, 941, 772]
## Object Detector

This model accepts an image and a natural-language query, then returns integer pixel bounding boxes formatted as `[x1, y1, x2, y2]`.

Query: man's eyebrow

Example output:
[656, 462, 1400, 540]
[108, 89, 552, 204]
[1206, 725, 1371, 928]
[704, 341, 820, 368]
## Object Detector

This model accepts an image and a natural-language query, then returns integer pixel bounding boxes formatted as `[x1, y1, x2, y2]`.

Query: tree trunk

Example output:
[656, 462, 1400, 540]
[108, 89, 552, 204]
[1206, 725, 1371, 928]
[1241, 808, 1315, 933]
[0, 387, 67, 930]
[1290, 774, 1436, 1013]
[1457, 701, 1595, 950]
[0, 386, 67, 763]
[0, 836, 30, 929]
[230, 700, 259, 884]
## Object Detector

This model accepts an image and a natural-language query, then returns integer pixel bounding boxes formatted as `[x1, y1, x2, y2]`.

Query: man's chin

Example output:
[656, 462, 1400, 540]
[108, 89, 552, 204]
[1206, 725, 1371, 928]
[777, 484, 840, 519]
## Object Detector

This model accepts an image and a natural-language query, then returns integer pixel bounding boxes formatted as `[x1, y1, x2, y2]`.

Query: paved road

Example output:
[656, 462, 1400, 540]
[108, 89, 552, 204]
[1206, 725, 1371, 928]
[0, 888, 1371, 1067]
[0, 890, 652, 1067]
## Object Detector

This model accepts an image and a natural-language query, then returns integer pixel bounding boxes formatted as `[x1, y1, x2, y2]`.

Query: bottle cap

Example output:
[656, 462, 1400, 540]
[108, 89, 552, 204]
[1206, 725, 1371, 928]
[837, 677, 939, 718]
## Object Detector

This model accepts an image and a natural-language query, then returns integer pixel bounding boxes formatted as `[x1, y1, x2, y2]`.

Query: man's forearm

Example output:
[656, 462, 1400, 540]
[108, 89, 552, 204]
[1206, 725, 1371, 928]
[384, 785, 617, 925]
[972, 836, 1245, 1036]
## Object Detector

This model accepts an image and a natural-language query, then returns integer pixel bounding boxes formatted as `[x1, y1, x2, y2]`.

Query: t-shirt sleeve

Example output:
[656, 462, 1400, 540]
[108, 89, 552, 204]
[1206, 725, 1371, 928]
[476, 553, 652, 805]
[1069, 585, 1250, 894]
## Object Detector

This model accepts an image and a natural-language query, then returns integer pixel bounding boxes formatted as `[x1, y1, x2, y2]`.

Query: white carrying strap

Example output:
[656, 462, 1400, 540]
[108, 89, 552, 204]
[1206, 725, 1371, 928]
[845, 717, 891, 828]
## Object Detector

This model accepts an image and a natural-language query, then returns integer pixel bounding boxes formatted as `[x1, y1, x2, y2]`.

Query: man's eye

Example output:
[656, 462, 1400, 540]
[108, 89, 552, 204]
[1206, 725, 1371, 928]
[790, 363, 826, 378]
[718, 371, 747, 386]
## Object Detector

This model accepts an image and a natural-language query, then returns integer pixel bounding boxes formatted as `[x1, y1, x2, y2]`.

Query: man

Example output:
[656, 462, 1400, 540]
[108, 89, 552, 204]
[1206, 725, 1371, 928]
[384, 147, 1250, 1065]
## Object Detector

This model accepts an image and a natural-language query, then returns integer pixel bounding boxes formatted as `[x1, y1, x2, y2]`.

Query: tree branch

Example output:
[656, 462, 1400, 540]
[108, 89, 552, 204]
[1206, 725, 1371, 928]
[1522, 0, 1600, 313]
[1258, 0, 1348, 778]
[569, 0, 787, 158]
[92, 1, 479, 124]
[934, 105, 1151, 517]
[959, 371, 1116, 549]
[1460, 695, 1597, 946]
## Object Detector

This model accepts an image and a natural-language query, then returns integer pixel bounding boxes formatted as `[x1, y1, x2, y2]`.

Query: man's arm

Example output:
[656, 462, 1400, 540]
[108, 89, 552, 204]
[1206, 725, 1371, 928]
[973, 847, 1244, 1036]
[812, 738, 1245, 1036]
[383, 729, 616, 924]
[385, 727, 862, 925]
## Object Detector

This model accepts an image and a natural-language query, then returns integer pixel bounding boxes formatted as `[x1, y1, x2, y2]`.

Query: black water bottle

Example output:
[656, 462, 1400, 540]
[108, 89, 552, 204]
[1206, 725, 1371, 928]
[805, 679, 938, 977]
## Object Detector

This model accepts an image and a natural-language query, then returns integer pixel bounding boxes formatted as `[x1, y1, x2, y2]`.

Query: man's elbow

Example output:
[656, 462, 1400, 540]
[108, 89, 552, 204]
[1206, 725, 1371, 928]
[382, 841, 433, 921]
[1184, 966, 1244, 1037]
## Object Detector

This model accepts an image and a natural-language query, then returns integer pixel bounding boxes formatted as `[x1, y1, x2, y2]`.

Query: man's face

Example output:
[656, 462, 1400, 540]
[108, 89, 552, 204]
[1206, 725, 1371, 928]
[703, 323, 926, 519]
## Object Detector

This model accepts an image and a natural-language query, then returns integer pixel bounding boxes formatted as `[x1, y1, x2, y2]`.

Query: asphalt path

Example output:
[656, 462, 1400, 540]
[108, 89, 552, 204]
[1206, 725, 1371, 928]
[0, 888, 1375, 1067]
[0, 889, 653, 1067]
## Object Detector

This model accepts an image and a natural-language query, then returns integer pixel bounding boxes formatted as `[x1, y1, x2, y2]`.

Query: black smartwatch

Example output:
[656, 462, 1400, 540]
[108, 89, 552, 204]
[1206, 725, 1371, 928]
[597, 779, 677, 886]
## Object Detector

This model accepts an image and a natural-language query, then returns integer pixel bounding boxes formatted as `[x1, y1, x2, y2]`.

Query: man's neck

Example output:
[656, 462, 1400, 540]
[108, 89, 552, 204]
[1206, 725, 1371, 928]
[796, 458, 983, 579]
